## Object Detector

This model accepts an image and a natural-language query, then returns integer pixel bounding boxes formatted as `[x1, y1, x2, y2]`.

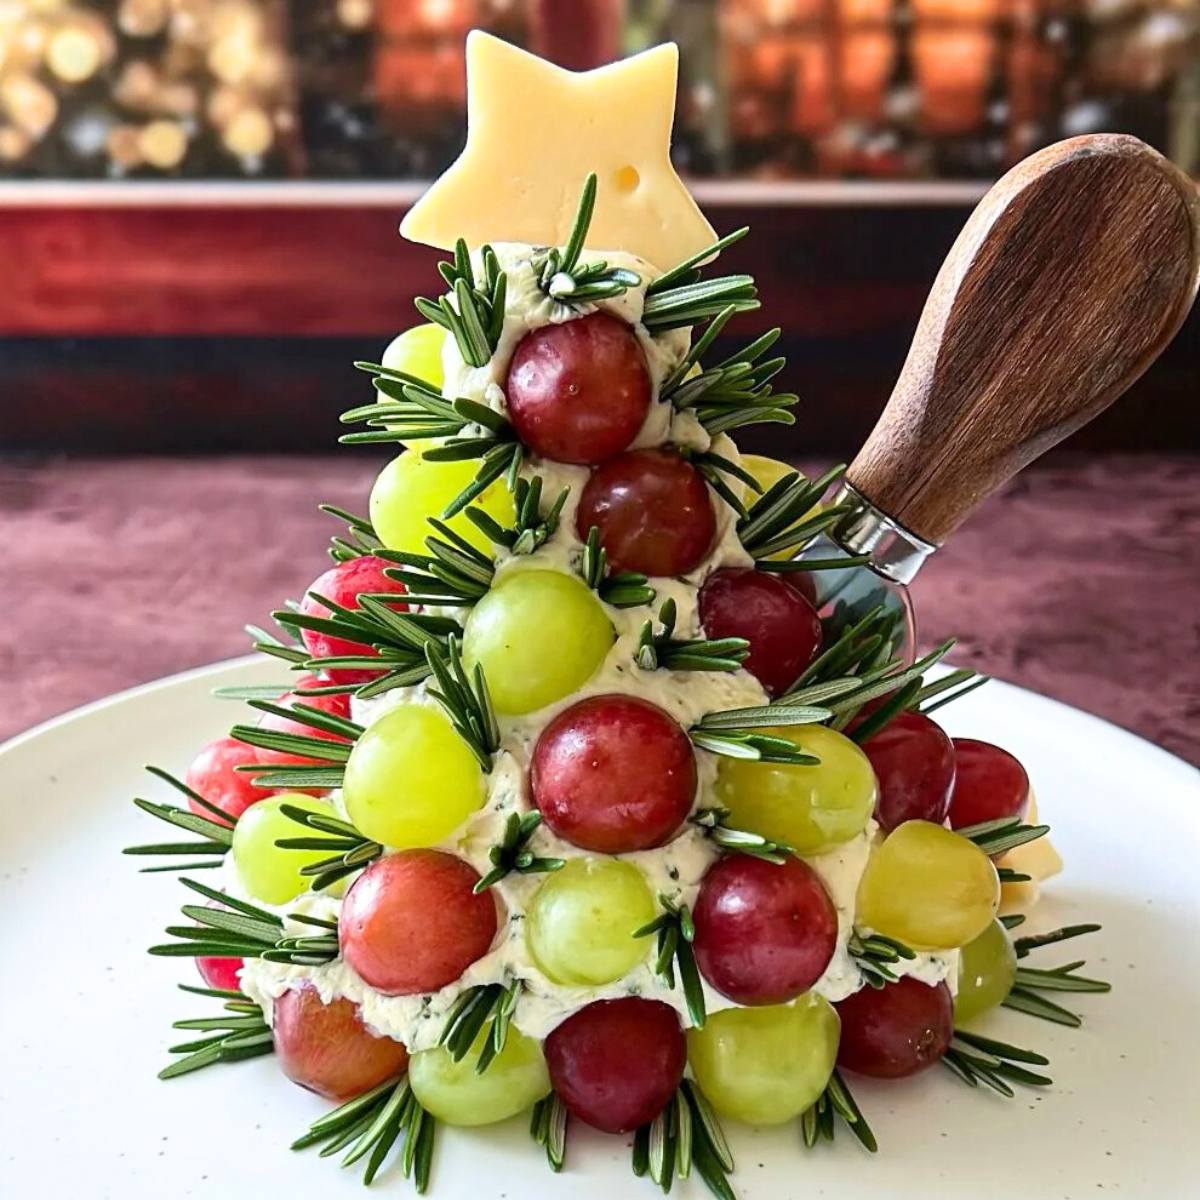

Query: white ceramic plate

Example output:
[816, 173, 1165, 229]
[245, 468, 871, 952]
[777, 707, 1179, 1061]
[1, 658, 1198, 1199]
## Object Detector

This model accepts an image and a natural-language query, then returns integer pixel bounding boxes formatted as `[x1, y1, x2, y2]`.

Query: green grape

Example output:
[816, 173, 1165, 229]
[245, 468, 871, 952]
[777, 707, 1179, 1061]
[955, 917, 1018, 1024]
[408, 1027, 550, 1126]
[463, 570, 614, 715]
[527, 857, 654, 986]
[381, 322, 446, 392]
[369, 450, 516, 557]
[714, 723, 877, 854]
[857, 820, 1000, 951]
[740, 455, 820, 562]
[231, 793, 338, 905]
[687, 993, 839, 1125]
[343, 705, 484, 849]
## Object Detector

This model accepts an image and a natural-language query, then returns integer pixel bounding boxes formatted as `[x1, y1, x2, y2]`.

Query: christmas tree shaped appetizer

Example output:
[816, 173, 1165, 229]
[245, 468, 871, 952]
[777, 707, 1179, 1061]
[128, 32, 1116, 1198]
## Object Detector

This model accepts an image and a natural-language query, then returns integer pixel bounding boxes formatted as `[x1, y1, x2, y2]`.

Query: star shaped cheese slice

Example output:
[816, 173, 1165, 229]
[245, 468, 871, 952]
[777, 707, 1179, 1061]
[400, 31, 716, 272]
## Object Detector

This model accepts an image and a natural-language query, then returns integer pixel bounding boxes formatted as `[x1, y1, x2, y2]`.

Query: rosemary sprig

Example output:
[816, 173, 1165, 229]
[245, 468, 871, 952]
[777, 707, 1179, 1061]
[801, 1070, 878, 1153]
[631, 1080, 735, 1199]
[530, 1092, 569, 1173]
[957, 815, 1051, 858]
[634, 896, 706, 1028]
[474, 811, 565, 892]
[848, 930, 917, 988]
[229, 696, 363, 791]
[941, 1029, 1052, 1097]
[158, 984, 273, 1080]
[642, 227, 758, 333]
[636, 597, 748, 672]
[579, 526, 656, 609]
[415, 238, 506, 367]
[439, 978, 523, 1073]
[341, 374, 523, 520]
[534, 173, 641, 304]
[424, 636, 500, 770]
[662, 308, 799, 436]
[1012, 922, 1101, 958]
[123, 766, 238, 872]
[274, 802, 383, 892]
[293, 1074, 436, 1193]
[914, 667, 991, 715]
[842, 663, 988, 745]
[246, 620, 310, 668]
[683, 446, 761, 519]
[467, 474, 569, 556]
[688, 687, 835, 764]
[737, 463, 847, 561]
[380, 518, 495, 607]
[321, 503, 384, 562]
[270, 592, 458, 702]
[690, 806, 792, 864]
[149, 877, 339, 966]
[1001, 922, 1110, 1026]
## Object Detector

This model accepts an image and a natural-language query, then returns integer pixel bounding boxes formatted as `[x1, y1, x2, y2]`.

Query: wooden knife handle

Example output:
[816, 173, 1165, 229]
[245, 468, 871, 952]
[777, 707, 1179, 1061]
[846, 134, 1200, 546]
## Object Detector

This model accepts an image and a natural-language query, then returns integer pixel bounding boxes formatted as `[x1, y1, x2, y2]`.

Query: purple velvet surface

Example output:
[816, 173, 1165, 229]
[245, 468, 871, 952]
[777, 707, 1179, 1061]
[2, 455, 1197, 766]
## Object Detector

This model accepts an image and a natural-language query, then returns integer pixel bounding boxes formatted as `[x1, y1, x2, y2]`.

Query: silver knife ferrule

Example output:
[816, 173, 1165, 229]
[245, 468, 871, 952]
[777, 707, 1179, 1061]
[831, 484, 937, 585]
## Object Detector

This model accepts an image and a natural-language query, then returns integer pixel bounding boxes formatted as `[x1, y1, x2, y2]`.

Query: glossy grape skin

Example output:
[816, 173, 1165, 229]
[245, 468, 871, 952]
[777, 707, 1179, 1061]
[382, 322, 446, 392]
[340, 851, 497, 996]
[545, 998, 686, 1133]
[948, 739, 1031, 830]
[231, 794, 340, 905]
[463, 570, 613, 716]
[505, 312, 651, 464]
[698, 569, 822, 696]
[253, 682, 353, 771]
[531, 695, 696, 853]
[714, 723, 877, 854]
[858, 709, 956, 832]
[342, 704, 483, 848]
[693, 854, 838, 1005]
[576, 449, 716, 577]
[856, 820, 1000, 951]
[955, 918, 1018, 1024]
[197, 953, 243, 991]
[409, 1027, 550, 1126]
[527, 857, 655, 986]
[835, 977, 952, 1079]
[298, 555, 408, 684]
[185, 736, 270, 826]
[740, 454, 795, 498]
[686, 993, 840, 1125]
[369, 450, 516, 557]
[274, 984, 409, 1102]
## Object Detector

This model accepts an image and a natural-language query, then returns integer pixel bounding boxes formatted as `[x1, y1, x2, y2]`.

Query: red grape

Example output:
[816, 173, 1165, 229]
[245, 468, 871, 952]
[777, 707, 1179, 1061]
[185, 735, 270, 825]
[197, 954, 243, 992]
[576, 449, 716, 577]
[545, 998, 686, 1133]
[254, 678, 353, 771]
[531, 695, 696, 853]
[273, 984, 409, 1101]
[698, 569, 822, 696]
[858, 709, 956, 832]
[781, 570, 818, 605]
[340, 851, 498, 996]
[948, 739, 1030, 831]
[835, 976, 952, 1079]
[693, 854, 837, 1006]
[299, 555, 408, 684]
[505, 312, 651, 464]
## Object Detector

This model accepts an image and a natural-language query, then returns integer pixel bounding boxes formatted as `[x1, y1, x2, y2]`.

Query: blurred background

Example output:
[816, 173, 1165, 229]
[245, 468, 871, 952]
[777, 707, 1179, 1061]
[0, 1, 1197, 759]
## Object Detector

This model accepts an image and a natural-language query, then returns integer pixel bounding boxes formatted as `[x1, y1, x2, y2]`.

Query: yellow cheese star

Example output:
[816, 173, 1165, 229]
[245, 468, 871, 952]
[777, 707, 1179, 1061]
[400, 31, 716, 272]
